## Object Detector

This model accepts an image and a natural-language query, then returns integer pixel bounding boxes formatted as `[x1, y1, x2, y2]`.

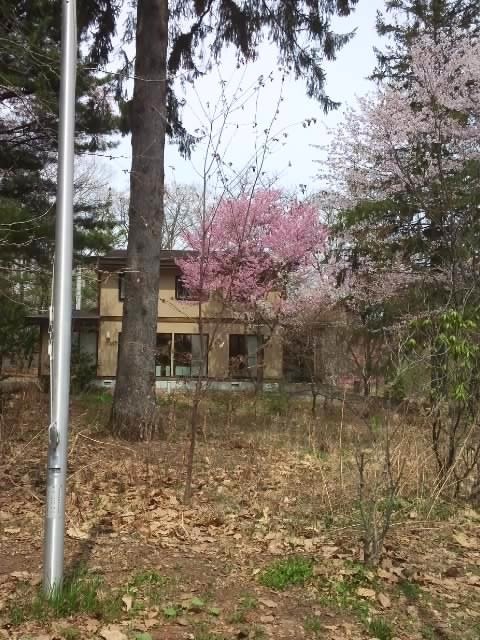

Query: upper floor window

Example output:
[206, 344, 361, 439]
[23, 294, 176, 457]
[118, 272, 125, 301]
[175, 275, 191, 300]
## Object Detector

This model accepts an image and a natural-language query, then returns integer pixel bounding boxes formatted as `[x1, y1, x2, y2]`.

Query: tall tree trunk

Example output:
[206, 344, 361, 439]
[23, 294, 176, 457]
[110, 0, 168, 439]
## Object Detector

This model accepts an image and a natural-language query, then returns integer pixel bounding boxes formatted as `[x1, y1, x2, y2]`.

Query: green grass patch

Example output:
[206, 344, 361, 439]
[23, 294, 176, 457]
[398, 579, 421, 601]
[261, 392, 290, 416]
[9, 567, 122, 625]
[368, 617, 393, 640]
[317, 570, 394, 640]
[163, 604, 181, 619]
[316, 562, 383, 631]
[259, 556, 313, 590]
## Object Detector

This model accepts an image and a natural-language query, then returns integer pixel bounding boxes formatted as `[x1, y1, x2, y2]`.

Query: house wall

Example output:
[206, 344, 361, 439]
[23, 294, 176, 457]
[97, 265, 282, 380]
[97, 319, 282, 380]
[99, 267, 218, 320]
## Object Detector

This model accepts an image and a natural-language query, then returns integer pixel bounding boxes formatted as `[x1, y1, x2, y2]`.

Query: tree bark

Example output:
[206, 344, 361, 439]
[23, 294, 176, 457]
[111, 0, 168, 439]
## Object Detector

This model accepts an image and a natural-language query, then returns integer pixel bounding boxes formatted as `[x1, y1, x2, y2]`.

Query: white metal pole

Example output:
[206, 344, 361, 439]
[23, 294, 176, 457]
[43, 0, 77, 593]
[75, 266, 82, 311]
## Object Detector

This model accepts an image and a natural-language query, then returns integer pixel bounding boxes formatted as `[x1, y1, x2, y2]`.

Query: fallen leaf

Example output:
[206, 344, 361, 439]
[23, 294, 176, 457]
[10, 571, 30, 580]
[267, 541, 284, 555]
[377, 592, 391, 608]
[3, 528, 20, 535]
[259, 598, 278, 608]
[461, 507, 480, 521]
[99, 625, 128, 640]
[260, 614, 275, 623]
[357, 587, 376, 600]
[144, 617, 158, 630]
[84, 618, 99, 633]
[66, 525, 90, 540]
[122, 594, 133, 611]
[377, 568, 398, 583]
[320, 545, 339, 558]
[453, 531, 477, 549]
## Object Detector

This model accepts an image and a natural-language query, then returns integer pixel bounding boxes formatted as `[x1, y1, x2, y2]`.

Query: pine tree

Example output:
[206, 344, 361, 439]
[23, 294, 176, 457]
[0, 0, 119, 268]
[372, 0, 479, 83]
[0, 0, 121, 351]
[111, 0, 360, 438]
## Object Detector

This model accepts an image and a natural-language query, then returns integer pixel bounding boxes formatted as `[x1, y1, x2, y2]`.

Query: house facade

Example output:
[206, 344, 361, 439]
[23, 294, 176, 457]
[35, 249, 283, 390]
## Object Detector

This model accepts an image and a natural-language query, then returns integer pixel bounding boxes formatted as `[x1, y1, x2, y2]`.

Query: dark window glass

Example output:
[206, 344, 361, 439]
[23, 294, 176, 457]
[173, 334, 208, 377]
[155, 333, 172, 377]
[118, 272, 125, 301]
[175, 275, 190, 300]
[228, 334, 262, 378]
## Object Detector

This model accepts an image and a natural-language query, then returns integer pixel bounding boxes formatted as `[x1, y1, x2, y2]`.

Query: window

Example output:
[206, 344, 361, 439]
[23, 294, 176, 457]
[174, 334, 208, 377]
[229, 334, 262, 379]
[175, 275, 191, 300]
[155, 333, 172, 377]
[118, 272, 125, 301]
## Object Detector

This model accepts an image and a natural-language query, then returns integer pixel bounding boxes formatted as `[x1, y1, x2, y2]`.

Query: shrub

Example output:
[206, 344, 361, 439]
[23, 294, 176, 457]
[70, 347, 96, 393]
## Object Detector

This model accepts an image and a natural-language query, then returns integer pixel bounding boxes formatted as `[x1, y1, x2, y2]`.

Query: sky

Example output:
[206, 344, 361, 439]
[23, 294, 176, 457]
[101, 0, 386, 194]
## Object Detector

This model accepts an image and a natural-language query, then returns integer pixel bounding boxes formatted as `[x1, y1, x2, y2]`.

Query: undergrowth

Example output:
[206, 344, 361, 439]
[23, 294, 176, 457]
[9, 567, 122, 624]
[259, 556, 313, 590]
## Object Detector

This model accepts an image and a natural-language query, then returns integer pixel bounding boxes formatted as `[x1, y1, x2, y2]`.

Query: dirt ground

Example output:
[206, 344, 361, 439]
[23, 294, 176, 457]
[0, 389, 479, 640]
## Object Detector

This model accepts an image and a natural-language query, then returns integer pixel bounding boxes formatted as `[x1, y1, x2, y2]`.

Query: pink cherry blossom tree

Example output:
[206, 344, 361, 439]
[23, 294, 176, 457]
[176, 188, 327, 502]
[318, 31, 480, 490]
[325, 31, 480, 208]
[177, 189, 327, 314]
[322, 31, 480, 302]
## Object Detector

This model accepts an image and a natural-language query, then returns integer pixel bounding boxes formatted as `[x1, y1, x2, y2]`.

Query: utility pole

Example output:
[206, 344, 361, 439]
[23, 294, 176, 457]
[43, 0, 77, 593]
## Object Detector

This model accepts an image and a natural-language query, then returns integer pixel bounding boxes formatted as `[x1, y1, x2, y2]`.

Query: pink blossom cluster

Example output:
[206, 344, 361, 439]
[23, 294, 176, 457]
[279, 252, 421, 329]
[176, 190, 327, 310]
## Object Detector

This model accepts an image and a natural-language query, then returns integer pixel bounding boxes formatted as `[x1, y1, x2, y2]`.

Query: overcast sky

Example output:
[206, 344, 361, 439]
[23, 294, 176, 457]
[101, 0, 386, 194]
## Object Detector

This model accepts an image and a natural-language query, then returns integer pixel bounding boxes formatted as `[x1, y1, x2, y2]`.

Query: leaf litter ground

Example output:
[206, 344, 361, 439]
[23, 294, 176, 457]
[0, 390, 479, 639]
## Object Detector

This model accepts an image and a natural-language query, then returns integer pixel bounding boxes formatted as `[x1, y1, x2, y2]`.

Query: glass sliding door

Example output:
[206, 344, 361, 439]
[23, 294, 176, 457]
[229, 334, 263, 378]
[155, 333, 172, 377]
[174, 334, 208, 377]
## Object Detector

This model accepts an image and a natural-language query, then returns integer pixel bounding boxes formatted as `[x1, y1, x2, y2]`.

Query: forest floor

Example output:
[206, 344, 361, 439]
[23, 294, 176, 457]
[0, 389, 479, 640]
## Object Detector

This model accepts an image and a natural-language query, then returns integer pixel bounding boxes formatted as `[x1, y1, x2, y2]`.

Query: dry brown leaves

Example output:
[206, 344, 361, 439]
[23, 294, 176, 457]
[0, 393, 480, 639]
